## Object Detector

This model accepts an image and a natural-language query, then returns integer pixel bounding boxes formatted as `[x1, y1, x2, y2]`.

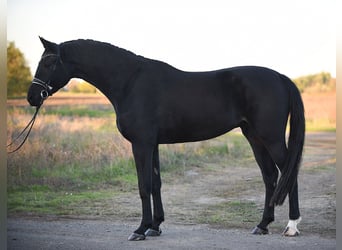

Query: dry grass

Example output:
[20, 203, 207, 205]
[302, 92, 336, 131]
[7, 92, 111, 107]
[7, 90, 335, 190]
[8, 90, 335, 131]
[7, 90, 335, 189]
[7, 109, 132, 189]
[7, 102, 253, 216]
[6, 92, 335, 232]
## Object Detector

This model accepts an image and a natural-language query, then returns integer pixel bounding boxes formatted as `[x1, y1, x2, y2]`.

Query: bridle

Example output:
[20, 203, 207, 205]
[32, 77, 53, 100]
[31, 52, 61, 102]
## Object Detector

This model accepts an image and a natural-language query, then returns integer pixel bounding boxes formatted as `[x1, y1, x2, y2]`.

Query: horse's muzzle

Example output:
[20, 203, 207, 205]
[27, 94, 40, 107]
[27, 90, 46, 107]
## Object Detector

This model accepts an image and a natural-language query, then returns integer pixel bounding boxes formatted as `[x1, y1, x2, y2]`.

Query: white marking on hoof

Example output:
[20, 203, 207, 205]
[283, 217, 302, 236]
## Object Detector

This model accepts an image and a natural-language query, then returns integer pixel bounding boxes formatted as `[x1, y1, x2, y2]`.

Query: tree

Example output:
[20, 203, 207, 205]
[67, 78, 97, 93]
[293, 72, 335, 93]
[7, 42, 32, 97]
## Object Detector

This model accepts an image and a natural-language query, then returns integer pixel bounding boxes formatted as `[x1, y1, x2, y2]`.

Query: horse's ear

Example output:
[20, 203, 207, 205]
[39, 36, 57, 51]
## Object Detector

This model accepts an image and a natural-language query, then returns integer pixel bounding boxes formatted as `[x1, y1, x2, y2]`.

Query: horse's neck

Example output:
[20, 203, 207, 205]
[63, 41, 140, 105]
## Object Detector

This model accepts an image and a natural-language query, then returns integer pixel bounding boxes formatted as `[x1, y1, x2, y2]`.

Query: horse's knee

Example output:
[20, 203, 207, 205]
[151, 179, 161, 195]
[139, 185, 152, 200]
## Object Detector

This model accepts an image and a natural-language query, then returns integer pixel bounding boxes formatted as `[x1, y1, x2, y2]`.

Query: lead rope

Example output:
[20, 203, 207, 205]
[7, 106, 40, 154]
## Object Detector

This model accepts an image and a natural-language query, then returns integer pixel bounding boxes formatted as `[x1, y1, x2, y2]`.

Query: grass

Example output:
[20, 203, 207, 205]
[7, 106, 251, 215]
[305, 119, 336, 132]
[8, 187, 116, 215]
[39, 105, 115, 118]
[6, 92, 335, 218]
[27, 158, 138, 190]
[7, 105, 131, 215]
[159, 133, 253, 180]
[7, 104, 115, 118]
[198, 200, 261, 229]
[7, 104, 254, 216]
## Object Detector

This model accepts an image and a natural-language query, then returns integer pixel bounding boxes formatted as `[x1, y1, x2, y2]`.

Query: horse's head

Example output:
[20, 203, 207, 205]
[27, 37, 71, 107]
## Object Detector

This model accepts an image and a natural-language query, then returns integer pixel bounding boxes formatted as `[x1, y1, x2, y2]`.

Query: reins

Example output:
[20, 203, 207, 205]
[7, 51, 62, 154]
[8, 45, 70, 154]
[7, 106, 41, 154]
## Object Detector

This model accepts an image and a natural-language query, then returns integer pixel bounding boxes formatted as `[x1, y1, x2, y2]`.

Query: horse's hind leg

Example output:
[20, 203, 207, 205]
[145, 145, 164, 236]
[241, 125, 279, 234]
[242, 123, 301, 236]
[283, 180, 301, 236]
[265, 133, 301, 236]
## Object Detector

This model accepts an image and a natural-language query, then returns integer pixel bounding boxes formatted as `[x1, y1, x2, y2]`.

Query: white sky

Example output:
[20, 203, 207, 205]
[8, 0, 336, 78]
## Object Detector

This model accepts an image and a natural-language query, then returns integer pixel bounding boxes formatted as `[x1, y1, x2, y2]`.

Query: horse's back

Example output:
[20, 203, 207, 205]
[155, 68, 244, 143]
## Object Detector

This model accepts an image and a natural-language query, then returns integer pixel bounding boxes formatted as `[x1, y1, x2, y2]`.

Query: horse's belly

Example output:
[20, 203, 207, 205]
[157, 116, 238, 144]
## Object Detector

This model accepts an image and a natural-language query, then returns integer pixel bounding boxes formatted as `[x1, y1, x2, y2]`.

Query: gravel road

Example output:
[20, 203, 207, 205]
[7, 217, 335, 250]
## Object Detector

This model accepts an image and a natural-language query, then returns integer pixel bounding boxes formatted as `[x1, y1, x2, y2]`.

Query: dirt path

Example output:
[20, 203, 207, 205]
[7, 132, 336, 249]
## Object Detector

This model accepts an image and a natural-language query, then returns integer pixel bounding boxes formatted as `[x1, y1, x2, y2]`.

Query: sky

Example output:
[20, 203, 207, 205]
[8, 0, 336, 78]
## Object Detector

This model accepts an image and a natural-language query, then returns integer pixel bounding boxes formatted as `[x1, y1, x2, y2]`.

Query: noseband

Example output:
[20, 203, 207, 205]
[31, 77, 53, 100]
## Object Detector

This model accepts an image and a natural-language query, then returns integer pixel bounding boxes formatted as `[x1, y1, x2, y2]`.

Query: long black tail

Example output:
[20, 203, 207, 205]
[270, 77, 305, 206]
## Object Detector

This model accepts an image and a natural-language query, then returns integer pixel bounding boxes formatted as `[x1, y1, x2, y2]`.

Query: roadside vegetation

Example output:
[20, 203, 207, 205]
[7, 96, 335, 234]
[7, 104, 255, 217]
[6, 42, 335, 229]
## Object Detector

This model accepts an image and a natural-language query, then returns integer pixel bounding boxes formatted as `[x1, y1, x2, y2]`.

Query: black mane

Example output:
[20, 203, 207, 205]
[60, 39, 142, 62]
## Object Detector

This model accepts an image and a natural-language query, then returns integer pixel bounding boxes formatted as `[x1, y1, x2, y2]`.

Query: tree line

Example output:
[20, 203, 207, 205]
[7, 42, 335, 98]
[292, 72, 335, 93]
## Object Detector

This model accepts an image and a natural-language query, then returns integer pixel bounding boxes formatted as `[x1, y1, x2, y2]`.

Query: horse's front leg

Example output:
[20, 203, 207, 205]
[128, 143, 154, 241]
[145, 145, 164, 237]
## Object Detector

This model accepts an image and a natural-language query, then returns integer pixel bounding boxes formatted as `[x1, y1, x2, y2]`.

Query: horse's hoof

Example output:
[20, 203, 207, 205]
[128, 233, 146, 241]
[283, 226, 299, 237]
[282, 217, 301, 237]
[145, 228, 162, 237]
[251, 226, 269, 235]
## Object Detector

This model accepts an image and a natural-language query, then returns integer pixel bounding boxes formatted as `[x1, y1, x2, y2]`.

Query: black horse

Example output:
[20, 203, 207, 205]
[27, 37, 305, 240]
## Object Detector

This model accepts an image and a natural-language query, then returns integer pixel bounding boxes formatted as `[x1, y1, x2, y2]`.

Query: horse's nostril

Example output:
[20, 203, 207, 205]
[27, 95, 37, 106]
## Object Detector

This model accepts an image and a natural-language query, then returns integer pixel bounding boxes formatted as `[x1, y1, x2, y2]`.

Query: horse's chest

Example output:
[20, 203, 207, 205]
[116, 111, 158, 143]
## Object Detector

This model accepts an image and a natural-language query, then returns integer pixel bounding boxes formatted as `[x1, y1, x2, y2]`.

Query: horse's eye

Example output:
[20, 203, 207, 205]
[43, 58, 55, 68]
